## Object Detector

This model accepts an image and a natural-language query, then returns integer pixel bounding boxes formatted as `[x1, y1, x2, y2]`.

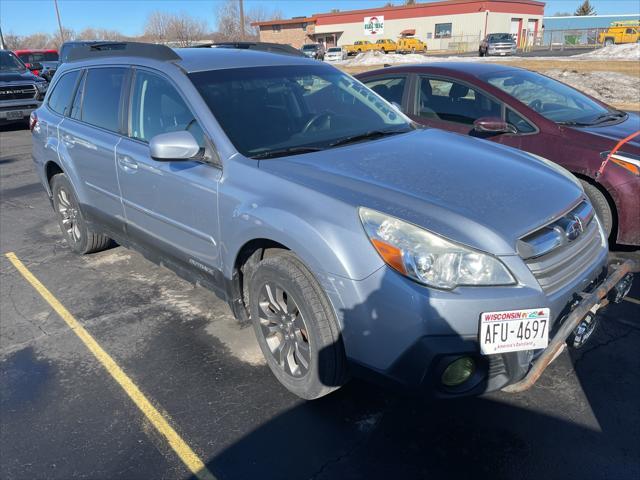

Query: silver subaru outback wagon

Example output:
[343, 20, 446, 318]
[31, 43, 635, 399]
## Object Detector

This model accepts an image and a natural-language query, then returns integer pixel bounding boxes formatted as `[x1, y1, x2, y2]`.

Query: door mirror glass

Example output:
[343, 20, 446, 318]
[149, 131, 201, 161]
[473, 117, 517, 134]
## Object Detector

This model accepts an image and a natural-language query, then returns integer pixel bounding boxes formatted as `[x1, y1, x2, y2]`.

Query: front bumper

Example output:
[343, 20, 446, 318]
[322, 240, 628, 397]
[0, 101, 41, 123]
[503, 259, 637, 392]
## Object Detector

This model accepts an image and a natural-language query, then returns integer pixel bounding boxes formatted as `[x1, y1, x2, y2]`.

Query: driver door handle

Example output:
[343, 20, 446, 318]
[117, 155, 138, 173]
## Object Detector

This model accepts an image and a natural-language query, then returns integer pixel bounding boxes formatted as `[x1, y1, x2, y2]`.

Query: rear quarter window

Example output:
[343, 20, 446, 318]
[48, 70, 81, 115]
[79, 67, 127, 133]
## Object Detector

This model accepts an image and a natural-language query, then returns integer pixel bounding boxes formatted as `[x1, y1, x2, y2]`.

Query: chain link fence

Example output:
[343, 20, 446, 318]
[532, 27, 630, 51]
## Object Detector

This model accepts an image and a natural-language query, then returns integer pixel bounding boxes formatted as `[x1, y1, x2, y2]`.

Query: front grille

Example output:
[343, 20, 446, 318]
[0, 84, 37, 101]
[520, 201, 605, 295]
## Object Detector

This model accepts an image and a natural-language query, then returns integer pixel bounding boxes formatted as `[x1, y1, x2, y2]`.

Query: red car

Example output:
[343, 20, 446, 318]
[357, 63, 640, 247]
[13, 49, 59, 80]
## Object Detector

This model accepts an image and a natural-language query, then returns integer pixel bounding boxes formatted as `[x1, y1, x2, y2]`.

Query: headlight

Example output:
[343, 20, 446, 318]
[359, 207, 516, 289]
[35, 82, 48, 93]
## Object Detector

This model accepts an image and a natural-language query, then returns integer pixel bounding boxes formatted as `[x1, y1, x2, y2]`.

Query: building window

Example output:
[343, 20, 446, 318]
[434, 23, 452, 39]
[273, 24, 281, 33]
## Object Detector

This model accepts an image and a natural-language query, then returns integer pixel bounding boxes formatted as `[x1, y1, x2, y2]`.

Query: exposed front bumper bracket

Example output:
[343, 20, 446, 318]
[502, 258, 639, 393]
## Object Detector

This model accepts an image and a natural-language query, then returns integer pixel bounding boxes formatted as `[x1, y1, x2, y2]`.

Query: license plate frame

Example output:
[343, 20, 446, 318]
[480, 308, 550, 355]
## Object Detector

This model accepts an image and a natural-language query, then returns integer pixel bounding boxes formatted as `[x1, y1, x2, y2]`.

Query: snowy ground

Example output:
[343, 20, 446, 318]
[336, 43, 640, 67]
[543, 70, 640, 106]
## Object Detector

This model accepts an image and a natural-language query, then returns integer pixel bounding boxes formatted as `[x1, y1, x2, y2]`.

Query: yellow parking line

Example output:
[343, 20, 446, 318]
[623, 296, 640, 306]
[4, 252, 216, 480]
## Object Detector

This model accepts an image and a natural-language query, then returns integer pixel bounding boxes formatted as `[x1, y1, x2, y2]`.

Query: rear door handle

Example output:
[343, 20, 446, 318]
[117, 155, 138, 172]
[61, 134, 76, 147]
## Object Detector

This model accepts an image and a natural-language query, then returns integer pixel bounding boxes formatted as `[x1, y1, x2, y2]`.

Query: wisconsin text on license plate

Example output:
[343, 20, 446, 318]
[480, 308, 550, 355]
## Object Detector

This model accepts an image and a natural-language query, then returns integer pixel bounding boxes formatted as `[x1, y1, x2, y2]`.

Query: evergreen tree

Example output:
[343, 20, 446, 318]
[575, 0, 596, 16]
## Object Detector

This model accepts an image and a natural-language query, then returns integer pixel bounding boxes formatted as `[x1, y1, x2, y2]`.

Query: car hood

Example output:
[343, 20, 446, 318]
[261, 129, 584, 255]
[569, 113, 640, 152]
[0, 70, 41, 83]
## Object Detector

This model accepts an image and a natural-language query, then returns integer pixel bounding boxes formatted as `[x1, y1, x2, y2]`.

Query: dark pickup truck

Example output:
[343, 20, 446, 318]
[0, 50, 48, 125]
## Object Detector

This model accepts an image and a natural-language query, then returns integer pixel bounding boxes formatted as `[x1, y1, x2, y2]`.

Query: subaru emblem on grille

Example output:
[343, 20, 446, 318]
[565, 215, 583, 241]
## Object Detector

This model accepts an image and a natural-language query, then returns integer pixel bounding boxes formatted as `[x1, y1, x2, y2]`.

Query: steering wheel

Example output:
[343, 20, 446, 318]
[302, 112, 332, 134]
[529, 99, 543, 112]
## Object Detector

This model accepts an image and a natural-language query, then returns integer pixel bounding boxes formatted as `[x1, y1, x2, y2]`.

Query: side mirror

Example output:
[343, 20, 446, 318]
[149, 131, 201, 161]
[30, 62, 44, 71]
[473, 117, 517, 134]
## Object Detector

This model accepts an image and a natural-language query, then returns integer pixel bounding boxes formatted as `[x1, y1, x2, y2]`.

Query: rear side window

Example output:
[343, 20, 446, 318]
[48, 70, 80, 115]
[80, 68, 127, 133]
[363, 76, 407, 107]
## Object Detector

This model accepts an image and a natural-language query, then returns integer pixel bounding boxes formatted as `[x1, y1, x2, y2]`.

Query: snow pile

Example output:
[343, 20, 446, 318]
[340, 50, 429, 66]
[543, 70, 640, 105]
[576, 43, 640, 60]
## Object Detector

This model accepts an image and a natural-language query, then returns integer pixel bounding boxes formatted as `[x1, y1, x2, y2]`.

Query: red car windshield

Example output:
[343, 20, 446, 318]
[482, 69, 614, 125]
[17, 52, 59, 63]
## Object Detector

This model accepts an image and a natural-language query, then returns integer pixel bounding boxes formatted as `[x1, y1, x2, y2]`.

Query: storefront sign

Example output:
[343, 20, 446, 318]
[364, 15, 384, 35]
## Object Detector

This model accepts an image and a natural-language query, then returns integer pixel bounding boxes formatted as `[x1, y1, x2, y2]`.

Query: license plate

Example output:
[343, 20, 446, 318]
[6, 111, 23, 120]
[499, 52, 506, 56]
[480, 308, 550, 355]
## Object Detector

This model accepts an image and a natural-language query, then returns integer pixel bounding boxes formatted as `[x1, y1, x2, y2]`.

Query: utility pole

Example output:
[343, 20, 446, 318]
[239, 0, 245, 41]
[0, 25, 6, 50]
[54, 0, 65, 43]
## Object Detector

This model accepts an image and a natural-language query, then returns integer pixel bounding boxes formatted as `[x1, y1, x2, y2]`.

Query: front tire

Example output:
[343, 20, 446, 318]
[604, 38, 614, 47]
[50, 174, 112, 254]
[580, 180, 614, 239]
[248, 251, 348, 399]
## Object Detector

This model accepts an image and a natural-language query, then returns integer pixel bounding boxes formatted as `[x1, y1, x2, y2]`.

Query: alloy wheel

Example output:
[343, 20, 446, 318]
[57, 187, 81, 244]
[257, 282, 311, 378]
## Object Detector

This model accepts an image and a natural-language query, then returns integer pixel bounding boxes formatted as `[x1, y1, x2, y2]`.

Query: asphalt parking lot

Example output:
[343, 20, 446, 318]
[1, 125, 639, 480]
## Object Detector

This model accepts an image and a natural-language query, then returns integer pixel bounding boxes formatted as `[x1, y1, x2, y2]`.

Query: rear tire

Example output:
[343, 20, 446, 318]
[580, 180, 614, 239]
[50, 174, 112, 254]
[248, 251, 348, 399]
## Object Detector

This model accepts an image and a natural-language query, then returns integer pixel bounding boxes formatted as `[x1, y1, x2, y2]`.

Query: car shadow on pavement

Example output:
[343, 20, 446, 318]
[197, 272, 639, 480]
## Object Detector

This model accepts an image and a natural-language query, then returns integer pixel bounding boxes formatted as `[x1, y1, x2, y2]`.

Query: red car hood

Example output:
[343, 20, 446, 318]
[569, 113, 640, 153]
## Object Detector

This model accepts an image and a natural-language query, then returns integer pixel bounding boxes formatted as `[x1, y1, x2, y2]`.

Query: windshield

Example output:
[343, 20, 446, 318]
[189, 64, 411, 158]
[328, 47, 342, 52]
[302, 45, 318, 50]
[18, 51, 59, 63]
[488, 34, 514, 42]
[482, 69, 612, 124]
[0, 51, 27, 72]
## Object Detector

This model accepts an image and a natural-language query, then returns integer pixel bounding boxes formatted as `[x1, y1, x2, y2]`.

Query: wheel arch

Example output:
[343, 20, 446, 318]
[573, 172, 618, 241]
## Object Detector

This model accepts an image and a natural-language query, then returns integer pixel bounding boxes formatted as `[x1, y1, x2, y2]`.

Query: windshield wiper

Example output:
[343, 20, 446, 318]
[560, 111, 627, 127]
[251, 146, 325, 159]
[328, 129, 409, 148]
[590, 111, 627, 125]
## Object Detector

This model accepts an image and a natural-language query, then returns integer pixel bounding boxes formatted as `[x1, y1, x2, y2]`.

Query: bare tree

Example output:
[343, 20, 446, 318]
[215, 0, 283, 41]
[77, 27, 124, 41]
[2, 32, 23, 50]
[21, 33, 52, 49]
[168, 13, 208, 47]
[144, 11, 173, 43]
[51, 27, 75, 48]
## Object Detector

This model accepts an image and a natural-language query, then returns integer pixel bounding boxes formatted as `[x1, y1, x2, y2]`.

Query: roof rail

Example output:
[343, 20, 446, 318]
[67, 42, 181, 62]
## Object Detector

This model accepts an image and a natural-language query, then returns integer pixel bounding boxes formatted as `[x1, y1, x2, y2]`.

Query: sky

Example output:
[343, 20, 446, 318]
[1, 0, 639, 37]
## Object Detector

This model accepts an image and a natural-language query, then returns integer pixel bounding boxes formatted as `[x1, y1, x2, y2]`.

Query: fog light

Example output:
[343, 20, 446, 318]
[441, 357, 475, 387]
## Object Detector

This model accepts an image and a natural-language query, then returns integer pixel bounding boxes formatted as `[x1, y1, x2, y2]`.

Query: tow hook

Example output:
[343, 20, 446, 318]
[609, 273, 633, 304]
[568, 307, 599, 349]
